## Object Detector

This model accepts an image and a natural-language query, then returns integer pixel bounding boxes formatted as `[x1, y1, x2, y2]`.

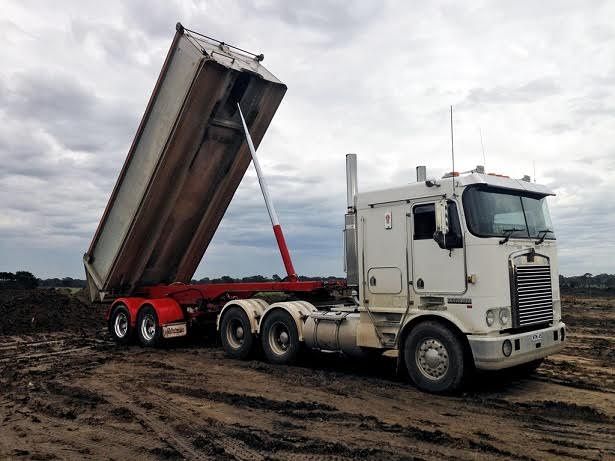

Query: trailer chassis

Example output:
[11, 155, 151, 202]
[106, 280, 345, 345]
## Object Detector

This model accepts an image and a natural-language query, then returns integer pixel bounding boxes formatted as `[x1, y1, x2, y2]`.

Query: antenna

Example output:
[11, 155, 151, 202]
[479, 127, 487, 170]
[533, 161, 536, 183]
[450, 105, 456, 197]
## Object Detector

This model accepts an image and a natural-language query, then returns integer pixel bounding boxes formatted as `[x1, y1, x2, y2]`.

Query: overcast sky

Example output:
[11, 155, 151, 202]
[1, 0, 614, 279]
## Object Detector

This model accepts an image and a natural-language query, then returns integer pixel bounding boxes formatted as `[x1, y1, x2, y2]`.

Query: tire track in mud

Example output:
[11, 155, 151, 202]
[143, 348, 613, 460]
[0, 334, 113, 365]
[99, 390, 214, 461]
[147, 386, 418, 461]
[154, 382, 528, 460]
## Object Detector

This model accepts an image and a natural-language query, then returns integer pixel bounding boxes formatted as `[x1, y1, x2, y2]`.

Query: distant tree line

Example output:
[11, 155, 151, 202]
[37, 277, 87, 288]
[0, 273, 344, 290]
[191, 274, 344, 284]
[2, 271, 614, 296]
[559, 273, 615, 295]
[0, 271, 39, 289]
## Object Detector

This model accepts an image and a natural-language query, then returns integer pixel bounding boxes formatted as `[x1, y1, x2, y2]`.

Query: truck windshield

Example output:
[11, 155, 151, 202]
[463, 186, 555, 240]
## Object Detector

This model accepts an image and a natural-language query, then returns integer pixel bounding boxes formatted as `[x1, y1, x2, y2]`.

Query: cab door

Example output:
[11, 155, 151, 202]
[410, 201, 466, 294]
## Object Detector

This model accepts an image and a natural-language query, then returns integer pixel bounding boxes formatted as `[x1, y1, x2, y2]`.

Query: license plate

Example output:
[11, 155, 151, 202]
[162, 323, 187, 338]
[530, 333, 543, 342]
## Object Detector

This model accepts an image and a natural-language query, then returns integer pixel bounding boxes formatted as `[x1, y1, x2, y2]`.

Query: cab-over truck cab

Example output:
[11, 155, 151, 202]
[346, 158, 566, 392]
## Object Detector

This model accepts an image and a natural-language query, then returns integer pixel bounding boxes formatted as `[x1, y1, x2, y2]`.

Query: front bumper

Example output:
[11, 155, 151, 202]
[468, 321, 566, 370]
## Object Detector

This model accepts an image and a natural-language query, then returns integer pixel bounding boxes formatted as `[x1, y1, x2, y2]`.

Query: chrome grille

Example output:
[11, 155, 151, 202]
[513, 265, 553, 327]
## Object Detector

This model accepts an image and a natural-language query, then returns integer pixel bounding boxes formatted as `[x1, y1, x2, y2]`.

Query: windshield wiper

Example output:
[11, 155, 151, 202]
[535, 229, 552, 245]
[499, 228, 523, 245]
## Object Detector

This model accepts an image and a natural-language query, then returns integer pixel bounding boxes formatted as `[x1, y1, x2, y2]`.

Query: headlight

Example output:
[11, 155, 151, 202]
[486, 310, 495, 326]
[499, 308, 510, 325]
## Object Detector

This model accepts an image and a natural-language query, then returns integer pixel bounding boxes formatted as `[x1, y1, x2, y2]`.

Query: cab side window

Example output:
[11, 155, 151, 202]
[413, 204, 436, 240]
[413, 202, 463, 248]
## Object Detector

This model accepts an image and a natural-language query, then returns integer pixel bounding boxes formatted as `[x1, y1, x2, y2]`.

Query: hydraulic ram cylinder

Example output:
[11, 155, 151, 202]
[238, 104, 298, 281]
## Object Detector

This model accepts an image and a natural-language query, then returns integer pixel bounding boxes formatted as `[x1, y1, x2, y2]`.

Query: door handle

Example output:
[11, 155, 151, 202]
[369, 276, 377, 286]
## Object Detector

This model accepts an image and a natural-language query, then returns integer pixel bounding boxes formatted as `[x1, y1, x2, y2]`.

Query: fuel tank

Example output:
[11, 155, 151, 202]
[304, 311, 368, 358]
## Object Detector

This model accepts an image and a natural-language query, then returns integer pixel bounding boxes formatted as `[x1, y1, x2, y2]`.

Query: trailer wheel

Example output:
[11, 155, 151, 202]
[109, 304, 132, 344]
[137, 306, 162, 347]
[404, 321, 465, 394]
[220, 307, 254, 359]
[261, 310, 299, 365]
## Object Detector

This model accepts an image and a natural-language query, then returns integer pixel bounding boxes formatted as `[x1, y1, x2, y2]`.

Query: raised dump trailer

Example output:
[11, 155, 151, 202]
[84, 23, 287, 302]
[87, 24, 566, 394]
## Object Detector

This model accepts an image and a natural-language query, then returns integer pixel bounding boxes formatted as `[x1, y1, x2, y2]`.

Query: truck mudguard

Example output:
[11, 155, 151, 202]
[259, 301, 318, 341]
[218, 299, 270, 333]
[141, 298, 185, 326]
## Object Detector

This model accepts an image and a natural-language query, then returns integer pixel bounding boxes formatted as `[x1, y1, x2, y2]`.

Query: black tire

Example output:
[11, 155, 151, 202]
[220, 307, 254, 359]
[404, 321, 466, 394]
[136, 306, 162, 347]
[261, 310, 300, 365]
[108, 304, 132, 345]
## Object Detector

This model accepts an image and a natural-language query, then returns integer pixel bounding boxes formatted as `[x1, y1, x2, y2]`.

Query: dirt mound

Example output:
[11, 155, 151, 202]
[0, 288, 106, 335]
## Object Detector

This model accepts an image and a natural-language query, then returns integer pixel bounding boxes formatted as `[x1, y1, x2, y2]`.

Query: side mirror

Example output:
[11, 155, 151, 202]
[434, 199, 449, 250]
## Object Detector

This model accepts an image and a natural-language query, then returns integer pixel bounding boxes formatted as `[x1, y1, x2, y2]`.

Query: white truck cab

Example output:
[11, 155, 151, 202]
[339, 156, 566, 392]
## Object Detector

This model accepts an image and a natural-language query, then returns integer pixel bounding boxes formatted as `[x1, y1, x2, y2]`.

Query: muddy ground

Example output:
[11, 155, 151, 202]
[0, 291, 613, 460]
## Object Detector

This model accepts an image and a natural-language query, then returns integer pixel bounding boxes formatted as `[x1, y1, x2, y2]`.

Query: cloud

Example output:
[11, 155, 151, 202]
[464, 78, 560, 105]
[0, 0, 613, 279]
[0, 71, 138, 153]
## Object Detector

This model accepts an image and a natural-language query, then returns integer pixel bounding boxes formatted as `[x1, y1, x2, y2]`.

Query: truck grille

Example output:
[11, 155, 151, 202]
[513, 265, 553, 327]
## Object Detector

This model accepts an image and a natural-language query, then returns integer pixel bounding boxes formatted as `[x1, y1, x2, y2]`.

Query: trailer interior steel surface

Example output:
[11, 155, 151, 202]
[84, 24, 287, 302]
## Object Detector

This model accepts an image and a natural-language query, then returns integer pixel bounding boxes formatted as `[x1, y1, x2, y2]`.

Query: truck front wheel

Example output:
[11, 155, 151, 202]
[109, 304, 132, 344]
[404, 321, 465, 394]
[220, 307, 254, 359]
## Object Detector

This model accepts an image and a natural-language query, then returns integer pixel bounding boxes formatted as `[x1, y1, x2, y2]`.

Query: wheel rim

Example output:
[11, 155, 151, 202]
[268, 321, 291, 356]
[114, 312, 128, 338]
[226, 318, 245, 349]
[141, 314, 157, 341]
[416, 337, 449, 380]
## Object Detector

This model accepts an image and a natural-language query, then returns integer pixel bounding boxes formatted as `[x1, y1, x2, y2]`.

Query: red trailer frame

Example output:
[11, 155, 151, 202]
[107, 279, 346, 336]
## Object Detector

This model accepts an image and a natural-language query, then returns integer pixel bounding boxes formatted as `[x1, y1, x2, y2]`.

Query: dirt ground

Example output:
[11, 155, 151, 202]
[0, 292, 613, 460]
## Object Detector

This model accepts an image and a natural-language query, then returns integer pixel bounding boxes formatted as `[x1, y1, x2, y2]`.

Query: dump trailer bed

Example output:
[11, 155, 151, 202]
[84, 24, 286, 302]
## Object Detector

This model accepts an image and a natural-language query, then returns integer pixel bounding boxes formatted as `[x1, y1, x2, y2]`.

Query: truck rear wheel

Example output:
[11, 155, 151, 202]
[220, 307, 254, 359]
[261, 310, 299, 365]
[137, 306, 162, 347]
[404, 321, 465, 394]
[109, 304, 132, 344]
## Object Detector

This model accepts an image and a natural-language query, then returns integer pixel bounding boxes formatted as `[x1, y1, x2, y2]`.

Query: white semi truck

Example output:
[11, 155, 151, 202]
[86, 24, 566, 393]
[327, 157, 566, 392]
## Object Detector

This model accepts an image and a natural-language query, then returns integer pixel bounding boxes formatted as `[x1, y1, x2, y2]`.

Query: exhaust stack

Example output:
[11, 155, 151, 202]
[416, 165, 427, 182]
[346, 153, 358, 212]
[344, 153, 359, 286]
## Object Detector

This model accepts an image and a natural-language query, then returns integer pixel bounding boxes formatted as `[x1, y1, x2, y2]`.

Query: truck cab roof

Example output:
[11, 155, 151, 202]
[356, 173, 555, 209]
